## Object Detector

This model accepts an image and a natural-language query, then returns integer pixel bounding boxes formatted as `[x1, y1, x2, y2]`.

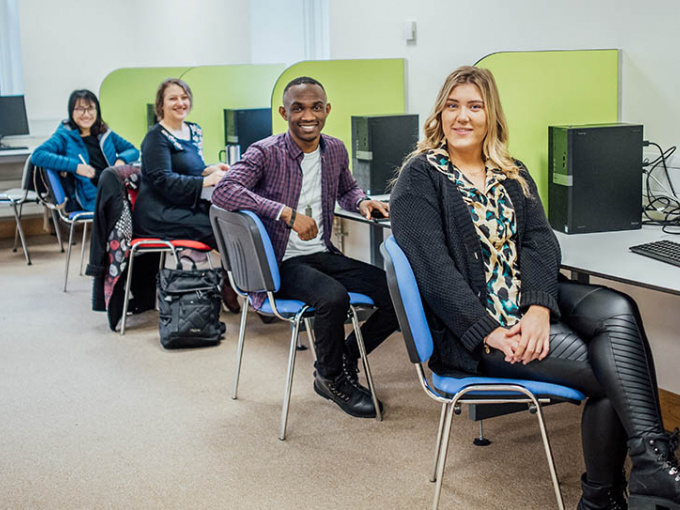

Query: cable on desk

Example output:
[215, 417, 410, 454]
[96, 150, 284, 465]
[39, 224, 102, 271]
[642, 141, 680, 234]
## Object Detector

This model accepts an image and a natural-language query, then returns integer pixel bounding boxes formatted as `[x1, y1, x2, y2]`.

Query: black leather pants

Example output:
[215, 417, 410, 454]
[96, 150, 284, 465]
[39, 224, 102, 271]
[482, 280, 664, 486]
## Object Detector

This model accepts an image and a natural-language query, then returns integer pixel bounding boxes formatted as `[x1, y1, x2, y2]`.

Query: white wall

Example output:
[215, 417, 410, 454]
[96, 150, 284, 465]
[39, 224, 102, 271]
[330, 0, 680, 393]
[329, 0, 680, 149]
[16, 0, 251, 139]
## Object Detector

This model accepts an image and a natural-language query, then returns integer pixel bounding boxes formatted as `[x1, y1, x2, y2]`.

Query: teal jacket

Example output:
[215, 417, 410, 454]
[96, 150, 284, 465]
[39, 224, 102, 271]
[32, 122, 139, 211]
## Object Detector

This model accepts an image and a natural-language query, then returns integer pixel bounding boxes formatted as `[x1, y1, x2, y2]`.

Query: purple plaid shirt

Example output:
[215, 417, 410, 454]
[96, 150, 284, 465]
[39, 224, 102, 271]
[212, 132, 366, 307]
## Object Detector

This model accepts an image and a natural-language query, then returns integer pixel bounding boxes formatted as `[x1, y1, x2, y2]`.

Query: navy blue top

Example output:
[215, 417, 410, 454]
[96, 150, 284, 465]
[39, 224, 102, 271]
[132, 122, 214, 244]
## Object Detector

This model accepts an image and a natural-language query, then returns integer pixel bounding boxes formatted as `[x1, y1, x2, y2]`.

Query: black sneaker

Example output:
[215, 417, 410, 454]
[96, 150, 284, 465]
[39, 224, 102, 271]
[313, 372, 378, 418]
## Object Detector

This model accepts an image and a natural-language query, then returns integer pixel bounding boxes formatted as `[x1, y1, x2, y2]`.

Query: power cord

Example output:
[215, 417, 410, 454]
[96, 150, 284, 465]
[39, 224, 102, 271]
[642, 140, 680, 234]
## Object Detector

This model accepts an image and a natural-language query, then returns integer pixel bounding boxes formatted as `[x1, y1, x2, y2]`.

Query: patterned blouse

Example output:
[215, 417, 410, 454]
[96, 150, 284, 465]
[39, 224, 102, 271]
[426, 147, 521, 326]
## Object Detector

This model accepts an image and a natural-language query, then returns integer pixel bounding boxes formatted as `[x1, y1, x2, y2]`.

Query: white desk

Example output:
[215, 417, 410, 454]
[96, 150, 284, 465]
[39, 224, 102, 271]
[555, 227, 680, 296]
[0, 148, 31, 166]
[335, 194, 391, 266]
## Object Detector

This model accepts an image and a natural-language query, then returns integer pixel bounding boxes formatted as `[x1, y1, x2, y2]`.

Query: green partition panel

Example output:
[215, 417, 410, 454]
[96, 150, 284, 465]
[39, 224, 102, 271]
[271, 59, 406, 163]
[99, 64, 285, 162]
[99, 67, 191, 149]
[182, 64, 285, 162]
[476, 50, 619, 203]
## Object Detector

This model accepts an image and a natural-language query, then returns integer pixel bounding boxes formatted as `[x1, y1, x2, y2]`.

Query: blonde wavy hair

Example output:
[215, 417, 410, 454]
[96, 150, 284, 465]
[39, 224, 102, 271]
[408, 66, 528, 194]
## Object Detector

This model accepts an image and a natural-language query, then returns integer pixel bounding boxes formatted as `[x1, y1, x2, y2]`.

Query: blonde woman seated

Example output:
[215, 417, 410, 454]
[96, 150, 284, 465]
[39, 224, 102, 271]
[390, 66, 679, 510]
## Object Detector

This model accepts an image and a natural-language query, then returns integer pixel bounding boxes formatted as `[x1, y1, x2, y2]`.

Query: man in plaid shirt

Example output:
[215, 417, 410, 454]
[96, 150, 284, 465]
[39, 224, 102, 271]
[213, 77, 398, 418]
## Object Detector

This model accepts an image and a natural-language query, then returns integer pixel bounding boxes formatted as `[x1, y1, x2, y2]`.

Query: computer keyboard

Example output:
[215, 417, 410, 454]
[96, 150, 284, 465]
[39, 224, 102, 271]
[629, 240, 680, 268]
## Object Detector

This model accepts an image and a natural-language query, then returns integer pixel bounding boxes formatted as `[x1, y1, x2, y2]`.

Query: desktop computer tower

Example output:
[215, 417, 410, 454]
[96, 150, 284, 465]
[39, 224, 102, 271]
[223, 108, 272, 157]
[548, 123, 643, 234]
[351, 114, 419, 195]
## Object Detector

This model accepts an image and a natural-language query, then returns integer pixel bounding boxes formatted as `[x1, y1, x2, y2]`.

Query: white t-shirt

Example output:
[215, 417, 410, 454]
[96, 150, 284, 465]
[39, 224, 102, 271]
[283, 147, 328, 261]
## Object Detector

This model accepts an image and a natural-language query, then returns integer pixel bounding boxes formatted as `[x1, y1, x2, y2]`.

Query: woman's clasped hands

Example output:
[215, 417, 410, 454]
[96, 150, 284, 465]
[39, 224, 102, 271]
[484, 305, 550, 365]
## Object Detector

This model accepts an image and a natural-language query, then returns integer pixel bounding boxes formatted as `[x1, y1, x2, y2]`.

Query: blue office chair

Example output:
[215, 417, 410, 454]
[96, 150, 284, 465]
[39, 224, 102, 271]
[381, 236, 585, 510]
[36, 167, 94, 291]
[209, 206, 382, 441]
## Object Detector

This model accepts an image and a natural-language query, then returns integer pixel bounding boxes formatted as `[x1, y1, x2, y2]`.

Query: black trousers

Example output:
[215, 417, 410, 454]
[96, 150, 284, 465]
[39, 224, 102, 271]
[278, 251, 400, 379]
[482, 280, 664, 486]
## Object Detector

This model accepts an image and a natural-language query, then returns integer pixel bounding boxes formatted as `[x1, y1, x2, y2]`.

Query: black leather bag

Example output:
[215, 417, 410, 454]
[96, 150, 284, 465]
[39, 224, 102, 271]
[157, 261, 225, 349]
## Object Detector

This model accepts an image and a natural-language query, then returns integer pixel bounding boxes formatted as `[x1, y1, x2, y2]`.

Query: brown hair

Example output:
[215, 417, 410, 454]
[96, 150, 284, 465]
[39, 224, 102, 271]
[407, 66, 528, 194]
[154, 78, 193, 120]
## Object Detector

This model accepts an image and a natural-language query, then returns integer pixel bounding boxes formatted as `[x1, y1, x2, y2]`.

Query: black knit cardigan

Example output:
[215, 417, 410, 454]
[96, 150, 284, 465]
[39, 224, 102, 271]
[390, 154, 561, 376]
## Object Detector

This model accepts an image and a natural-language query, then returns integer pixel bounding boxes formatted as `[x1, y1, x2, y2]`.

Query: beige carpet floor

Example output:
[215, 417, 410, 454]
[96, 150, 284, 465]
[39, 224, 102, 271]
[0, 235, 586, 509]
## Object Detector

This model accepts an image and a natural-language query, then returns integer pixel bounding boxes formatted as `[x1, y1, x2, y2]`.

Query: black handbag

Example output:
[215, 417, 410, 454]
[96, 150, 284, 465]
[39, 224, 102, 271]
[156, 260, 225, 349]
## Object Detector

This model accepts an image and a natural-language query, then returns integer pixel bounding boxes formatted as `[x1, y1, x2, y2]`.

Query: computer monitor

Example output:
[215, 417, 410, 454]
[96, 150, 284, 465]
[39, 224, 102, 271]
[146, 103, 159, 130]
[223, 108, 272, 155]
[0, 95, 29, 148]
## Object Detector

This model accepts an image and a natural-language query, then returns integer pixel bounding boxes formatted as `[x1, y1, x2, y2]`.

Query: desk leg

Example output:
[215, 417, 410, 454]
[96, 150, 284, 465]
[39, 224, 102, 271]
[571, 270, 590, 285]
[370, 225, 385, 268]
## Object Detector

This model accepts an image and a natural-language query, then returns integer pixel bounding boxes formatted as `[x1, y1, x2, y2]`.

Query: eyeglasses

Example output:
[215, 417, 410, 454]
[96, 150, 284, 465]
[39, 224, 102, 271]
[74, 106, 96, 115]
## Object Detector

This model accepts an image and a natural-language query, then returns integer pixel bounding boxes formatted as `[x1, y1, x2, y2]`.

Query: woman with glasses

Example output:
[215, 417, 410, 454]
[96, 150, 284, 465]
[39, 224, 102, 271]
[32, 89, 139, 212]
[390, 66, 679, 509]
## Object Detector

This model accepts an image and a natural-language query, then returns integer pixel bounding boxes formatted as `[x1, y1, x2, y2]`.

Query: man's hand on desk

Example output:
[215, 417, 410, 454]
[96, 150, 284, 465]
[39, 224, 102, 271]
[358, 199, 390, 220]
[281, 206, 318, 241]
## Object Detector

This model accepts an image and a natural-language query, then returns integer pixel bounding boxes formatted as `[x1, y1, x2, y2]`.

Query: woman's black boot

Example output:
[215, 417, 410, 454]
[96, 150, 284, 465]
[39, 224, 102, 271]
[577, 472, 628, 510]
[628, 430, 680, 509]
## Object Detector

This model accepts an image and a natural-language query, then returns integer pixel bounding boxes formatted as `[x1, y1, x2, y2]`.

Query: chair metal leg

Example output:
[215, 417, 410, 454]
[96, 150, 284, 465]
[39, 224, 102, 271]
[12, 201, 24, 251]
[303, 317, 317, 361]
[432, 402, 456, 510]
[51, 209, 64, 252]
[120, 250, 137, 335]
[349, 305, 382, 421]
[79, 222, 88, 275]
[279, 315, 302, 441]
[430, 403, 448, 482]
[11, 202, 31, 265]
[531, 400, 565, 510]
[63, 222, 76, 292]
[232, 299, 250, 400]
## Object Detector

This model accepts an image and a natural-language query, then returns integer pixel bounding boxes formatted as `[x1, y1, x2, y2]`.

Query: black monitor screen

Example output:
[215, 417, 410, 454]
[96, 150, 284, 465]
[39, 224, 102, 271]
[0, 95, 29, 137]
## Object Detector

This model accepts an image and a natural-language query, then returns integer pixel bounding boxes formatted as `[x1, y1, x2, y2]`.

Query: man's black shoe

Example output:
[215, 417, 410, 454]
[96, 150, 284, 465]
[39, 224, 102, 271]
[342, 354, 384, 412]
[313, 372, 378, 418]
[342, 354, 369, 392]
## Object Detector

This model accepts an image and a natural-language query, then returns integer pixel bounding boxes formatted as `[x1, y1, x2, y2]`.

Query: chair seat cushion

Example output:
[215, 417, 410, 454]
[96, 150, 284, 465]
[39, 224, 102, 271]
[130, 238, 212, 251]
[68, 210, 94, 220]
[170, 239, 212, 251]
[432, 374, 586, 402]
[253, 292, 375, 317]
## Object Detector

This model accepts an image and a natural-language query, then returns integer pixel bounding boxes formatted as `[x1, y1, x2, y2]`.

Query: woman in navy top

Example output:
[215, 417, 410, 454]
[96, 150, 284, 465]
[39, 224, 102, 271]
[132, 78, 239, 312]
[133, 78, 226, 245]
[31, 89, 139, 211]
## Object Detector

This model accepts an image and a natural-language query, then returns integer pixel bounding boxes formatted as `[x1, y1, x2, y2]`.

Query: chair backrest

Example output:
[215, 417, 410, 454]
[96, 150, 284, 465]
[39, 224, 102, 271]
[21, 156, 36, 192]
[44, 169, 67, 206]
[209, 205, 280, 293]
[381, 235, 434, 365]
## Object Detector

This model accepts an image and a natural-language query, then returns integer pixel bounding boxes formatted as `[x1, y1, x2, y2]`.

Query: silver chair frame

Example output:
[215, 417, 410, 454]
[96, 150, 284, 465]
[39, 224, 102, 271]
[1, 157, 39, 265]
[414, 364, 565, 510]
[119, 240, 213, 335]
[35, 167, 93, 291]
[226, 270, 382, 442]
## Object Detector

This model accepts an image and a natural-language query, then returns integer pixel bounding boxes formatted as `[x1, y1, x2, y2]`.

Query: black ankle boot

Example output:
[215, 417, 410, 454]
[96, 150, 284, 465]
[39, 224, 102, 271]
[628, 429, 680, 510]
[577, 473, 628, 510]
[313, 372, 378, 418]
